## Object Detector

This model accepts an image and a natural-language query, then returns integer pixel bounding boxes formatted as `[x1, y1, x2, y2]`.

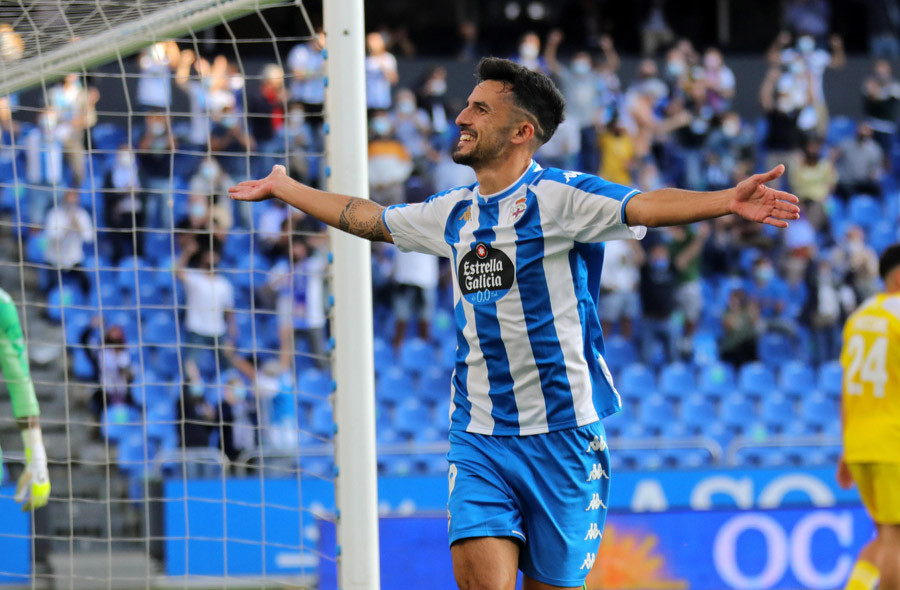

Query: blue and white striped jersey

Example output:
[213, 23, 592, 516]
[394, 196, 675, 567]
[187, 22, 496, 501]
[383, 161, 646, 436]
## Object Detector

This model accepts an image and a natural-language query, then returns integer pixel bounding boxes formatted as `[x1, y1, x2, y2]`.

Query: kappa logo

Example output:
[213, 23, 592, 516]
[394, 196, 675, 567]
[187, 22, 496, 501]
[587, 435, 607, 453]
[509, 196, 527, 222]
[459, 206, 471, 222]
[580, 552, 596, 570]
[585, 493, 607, 511]
[563, 171, 581, 183]
[584, 522, 602, 541]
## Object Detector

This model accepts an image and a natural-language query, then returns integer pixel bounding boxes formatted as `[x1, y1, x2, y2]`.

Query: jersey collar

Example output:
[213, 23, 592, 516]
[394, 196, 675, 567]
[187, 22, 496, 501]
[475, 160, 542, 204]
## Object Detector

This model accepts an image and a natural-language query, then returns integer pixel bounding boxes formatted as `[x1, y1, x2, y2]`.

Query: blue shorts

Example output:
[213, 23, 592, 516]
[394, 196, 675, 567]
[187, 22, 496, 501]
[447, 422, 611, 587]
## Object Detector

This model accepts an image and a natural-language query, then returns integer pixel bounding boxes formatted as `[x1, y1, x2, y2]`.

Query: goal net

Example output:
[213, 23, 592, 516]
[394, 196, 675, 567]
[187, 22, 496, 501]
[0, 0, 377, 587]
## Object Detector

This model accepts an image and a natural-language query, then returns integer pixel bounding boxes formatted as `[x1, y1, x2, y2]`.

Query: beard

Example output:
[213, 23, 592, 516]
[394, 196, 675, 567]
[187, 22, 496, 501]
[451, 129, 510, 169]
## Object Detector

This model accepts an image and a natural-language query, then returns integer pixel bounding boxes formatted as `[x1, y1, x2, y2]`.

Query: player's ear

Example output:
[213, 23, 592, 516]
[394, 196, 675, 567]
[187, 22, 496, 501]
[512, 120, 535, 145]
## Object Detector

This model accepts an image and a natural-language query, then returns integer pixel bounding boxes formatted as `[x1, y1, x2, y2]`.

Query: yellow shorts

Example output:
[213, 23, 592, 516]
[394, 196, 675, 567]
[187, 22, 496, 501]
[848, 462, 900, 525]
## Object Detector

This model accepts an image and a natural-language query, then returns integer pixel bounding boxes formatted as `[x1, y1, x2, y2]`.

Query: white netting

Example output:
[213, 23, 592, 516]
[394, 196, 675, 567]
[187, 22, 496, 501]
[0, 1, 341, 588]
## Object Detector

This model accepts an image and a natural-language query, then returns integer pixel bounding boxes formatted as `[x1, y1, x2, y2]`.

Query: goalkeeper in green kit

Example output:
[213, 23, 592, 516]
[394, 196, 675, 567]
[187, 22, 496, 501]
[0, 287, 49, 511]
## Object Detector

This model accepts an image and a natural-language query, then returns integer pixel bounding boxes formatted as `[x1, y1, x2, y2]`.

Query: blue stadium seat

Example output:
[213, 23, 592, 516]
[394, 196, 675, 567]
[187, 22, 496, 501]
[640, 394, 674, 434]
[737, 362, 776, 399]
[376, 366, 413, 407]
[849, 195, 881, 230]
[413, 426, 445, 444]
[420, 454, 448, 476]
[142, 311, 178, 345]
[433, 396, 451, 426]
[681, 394, 716, 434]
[308, 401, 333, 440]
[102, 406, 141, 442]
[659, 421, 691, 440]
[826, 116, 857, 146]
[869, 221, 897, 254]
[393, 398, 430, 439]
[759, 392, 794, 433]
[800, 393, 836, 432]
[817, 361, 843, 397]
[418, 366, 451, 406]
[698, 362, 736, 400]
[379, 455, 415, 477]
[720, 395, 756, 433]
[72, 348, 96, 380]
[431, 309, 456, 343]
[440, 339, 457, 371]
[46, 284, 81, 323]
[663, 448, 713, 469]
[757, 332, 795, 370]
[602, 402, 633, 438]
[297, 368, 332, 400]
[659, 362, 696, 399]
[619, 421, 648, 441]
[691, 330, 720, 366]
[399, 338, 433, 377]
[633, 450, 663, 471]
[151, 346, 181, 380]
[778, 361, 816, 399]
[373, 336, 395, 374]
[619, 363, 656, 395]
[117, 435, 153, 476]
[64, 309, 92, 345]
[604, 335, 636, 370]
[91, 122, 126, 152]
[223, 231, 253, 264]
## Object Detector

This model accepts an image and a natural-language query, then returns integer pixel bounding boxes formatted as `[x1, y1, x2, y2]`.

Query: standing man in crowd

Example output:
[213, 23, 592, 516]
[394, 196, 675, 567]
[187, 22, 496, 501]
[838, 243, 900, 590]
[231, 57, 799, 590]
[0, 287, 50, 512]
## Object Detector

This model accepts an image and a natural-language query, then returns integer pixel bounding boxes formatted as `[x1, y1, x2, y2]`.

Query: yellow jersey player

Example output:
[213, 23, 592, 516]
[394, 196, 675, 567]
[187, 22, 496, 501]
[839, 242, 900, 590]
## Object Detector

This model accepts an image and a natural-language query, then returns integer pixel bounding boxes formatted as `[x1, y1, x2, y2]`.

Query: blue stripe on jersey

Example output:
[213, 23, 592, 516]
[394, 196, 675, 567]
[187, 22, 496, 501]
[570, 242, 621, 419]
[471, 201, 519, 432]
[513, 189, 577, 428]
[445, 199, 475, 430]
[540, 168, 639, 202]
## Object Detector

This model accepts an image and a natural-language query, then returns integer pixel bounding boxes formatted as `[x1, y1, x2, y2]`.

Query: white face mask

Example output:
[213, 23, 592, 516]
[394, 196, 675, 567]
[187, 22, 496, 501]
[397, 99, 415, 115]
[722, 120, 740, 137]
[116, 151, 132, 168]
[150, 121, 166, 135]
[797, 36, 815, 54]
[519, 43, 539, 60]
[572, 60, 591, 75]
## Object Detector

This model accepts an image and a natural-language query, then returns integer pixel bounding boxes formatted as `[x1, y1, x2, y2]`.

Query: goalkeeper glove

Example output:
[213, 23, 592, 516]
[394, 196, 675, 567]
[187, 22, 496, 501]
[14, 427, 50, 511]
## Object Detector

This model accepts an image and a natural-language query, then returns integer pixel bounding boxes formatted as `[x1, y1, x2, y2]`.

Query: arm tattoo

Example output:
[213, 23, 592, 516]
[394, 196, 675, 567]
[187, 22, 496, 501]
[337, 198, 388, 242]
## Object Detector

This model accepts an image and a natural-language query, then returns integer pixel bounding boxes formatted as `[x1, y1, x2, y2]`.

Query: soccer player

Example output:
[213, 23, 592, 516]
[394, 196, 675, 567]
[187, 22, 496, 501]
[0, 287, 50, 511]
[231, 57, 799, 590]
[838, 243, 900, 590]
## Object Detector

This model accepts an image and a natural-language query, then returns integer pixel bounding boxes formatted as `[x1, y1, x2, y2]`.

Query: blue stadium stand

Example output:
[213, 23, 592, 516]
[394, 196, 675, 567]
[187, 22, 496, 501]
[800, 392, 836, 433]
[681, 393, 716, 435]
[737, 362, 776, 401]
[720, 395, 755, 434]
[778, 360, 816, 400]
[372, 336, 395, 374]
[417, 366, 451, 406]
[759, 392, 793, 434]
[817, 361, 843, 399]
[399, 338, 433, 378]
[392, 398, 430, 440]
[848, 195, 881, 231]
[640, 394, 675, 435]
[604, 335, 636, 369]
[757, 332, 795, 370]
[698, 361, 736, 401]
[658, 362, 696, 402]
[619, 363, 656, 396]
[376, 366, 413, 407]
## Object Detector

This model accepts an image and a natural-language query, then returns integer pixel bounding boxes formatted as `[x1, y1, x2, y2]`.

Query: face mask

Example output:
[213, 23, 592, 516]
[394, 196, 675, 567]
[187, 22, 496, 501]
[150, 121, 166, 135]
[667, 60, 685, 77]
[789, 61, 805, 75]
[776, 95, 793, 113]
[288, 109, 305, 126]
[429, 79, 447, 96]
[519, 43, 539, 60]
[201, 162, 217, 179]
[703, 55, 721, 70]
[572, 60, 591, 75]
[797, 36, 815, 54]
[190, 383, 204, 398]
[190, 203, 207, 218]
[116, 152, 132, 168]
[372, 117, 391, 136]
[722, 120, 740, 137]
[651, 257, 669, 271]
[41, 113, 56, 132]
[755, 265, 774, 283]
[397, 100, 415, 115]
[222, 115, 238, 128]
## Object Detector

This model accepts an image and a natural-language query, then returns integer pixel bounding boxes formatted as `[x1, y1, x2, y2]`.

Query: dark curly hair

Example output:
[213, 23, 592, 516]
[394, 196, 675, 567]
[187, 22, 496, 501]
[879, 243, 900, 280]
[475, 57, 566, 145]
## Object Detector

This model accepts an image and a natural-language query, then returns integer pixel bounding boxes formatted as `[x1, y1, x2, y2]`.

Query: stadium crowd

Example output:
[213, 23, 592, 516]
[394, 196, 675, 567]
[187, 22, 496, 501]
[4, 16, 900, 470]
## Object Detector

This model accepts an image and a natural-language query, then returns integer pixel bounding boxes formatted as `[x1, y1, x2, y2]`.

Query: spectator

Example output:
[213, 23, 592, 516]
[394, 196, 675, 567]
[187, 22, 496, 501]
[175, 49, 228, 147]
[103, 147, 144, 263]
[789, 137, 837, 231]
[176, 379, 216, 448]
[834, 225, 882, 302]
[367, 111, 413, 205]
[640, 0, 675, 56]
[44, 188, 93, 296]
[862, 58, 900, 157]
[277, 102, 318, 184]
[188, 155, 236, 221]
[220, 375, 257, 461]
[866, 0, 900, 58]
[803, 258, 846, 363]
[391, 246, 439, 351]
[513, 32, 549, 74]
[24, 107, 65, 226]
[702, 216, 741, 278]
[365, 32, 399, 112]
[667, 223, 709, 353]
[88, 325, 137, 418]
[176, 241, 237, 378]
[416, 66, 451, 134]
[457, 20, 485, 62]
[175, 192, 229, 259]
[720, 288, 760, 367]
[268, 234, 328, 370]
[599, 239, 643, 341]
[833, 122, 884, 199]
[136, 111, 177, 229]
[701, 48, 736, 113]
[208, 96, 255, 186]
[639, 240, 680, 364]
[544, 30, 618, 173]
[225, 353, 295, 450]
[286, 28, 326, 130]
[759, 66, 802, 181]
[137, 41, 180, 110]
[537, 116, 581, 171]
[47, 73, 98, 187]
[247, 64, 287, 149]
[748, 257, 794, 335]
[391, 88, 433, 174]
[662, 84, 713, 190]
[597, 117, 635, 186]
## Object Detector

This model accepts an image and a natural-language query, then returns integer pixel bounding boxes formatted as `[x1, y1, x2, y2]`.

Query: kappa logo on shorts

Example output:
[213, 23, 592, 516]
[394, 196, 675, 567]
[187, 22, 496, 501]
[584, 522, 602, 541]
[586, 463, 609, 482]
[587, 435, 607, 453]
[585, 493, 606, 511]
[580, 552, 596, 571]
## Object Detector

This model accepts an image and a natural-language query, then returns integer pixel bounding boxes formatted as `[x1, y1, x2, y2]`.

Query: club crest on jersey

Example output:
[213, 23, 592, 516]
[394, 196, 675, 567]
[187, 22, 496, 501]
[563, 171, 581, 183]
[458, 242, 515, 305]
[509, 196, 528, 223]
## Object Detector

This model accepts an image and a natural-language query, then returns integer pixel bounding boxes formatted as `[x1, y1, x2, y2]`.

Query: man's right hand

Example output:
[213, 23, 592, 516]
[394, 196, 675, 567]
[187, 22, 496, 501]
[229, 164, 287, 202]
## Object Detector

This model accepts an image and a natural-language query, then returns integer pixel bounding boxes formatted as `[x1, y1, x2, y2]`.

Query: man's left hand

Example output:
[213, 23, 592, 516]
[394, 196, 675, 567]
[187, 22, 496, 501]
[730, 165, 801, 228]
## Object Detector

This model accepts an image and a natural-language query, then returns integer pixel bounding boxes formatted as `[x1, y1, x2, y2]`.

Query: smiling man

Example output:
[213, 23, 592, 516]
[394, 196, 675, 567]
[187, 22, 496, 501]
[230, 57, 800, 590]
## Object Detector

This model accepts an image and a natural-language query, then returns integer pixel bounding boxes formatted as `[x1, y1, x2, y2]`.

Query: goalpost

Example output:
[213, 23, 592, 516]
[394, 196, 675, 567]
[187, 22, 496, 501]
[0, 0, 378, 588]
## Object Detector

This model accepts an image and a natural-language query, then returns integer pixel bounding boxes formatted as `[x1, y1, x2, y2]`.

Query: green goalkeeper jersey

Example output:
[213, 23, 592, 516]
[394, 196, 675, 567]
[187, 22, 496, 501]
[0, 288, 39, 464]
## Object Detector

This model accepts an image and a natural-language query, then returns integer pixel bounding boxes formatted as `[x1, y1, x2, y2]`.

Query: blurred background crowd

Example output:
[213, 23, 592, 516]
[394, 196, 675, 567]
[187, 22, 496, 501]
[3, 0, 900, 472]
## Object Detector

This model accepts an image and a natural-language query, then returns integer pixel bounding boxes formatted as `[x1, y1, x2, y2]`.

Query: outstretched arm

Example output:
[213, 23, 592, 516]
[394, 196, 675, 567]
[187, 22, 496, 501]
[624, 165, 800, 228]
[229, 165, 393, 243]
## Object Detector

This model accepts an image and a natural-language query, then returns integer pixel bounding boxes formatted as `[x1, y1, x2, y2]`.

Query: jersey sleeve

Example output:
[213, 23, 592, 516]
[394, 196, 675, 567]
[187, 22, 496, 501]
[382, 194, 456, 258]
[0, 293, 39, 419]
[544, 173, 647, 243]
